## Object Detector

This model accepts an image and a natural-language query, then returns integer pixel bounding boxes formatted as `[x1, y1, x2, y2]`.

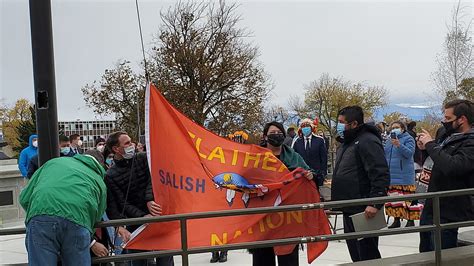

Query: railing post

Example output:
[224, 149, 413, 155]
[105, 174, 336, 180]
[433, 196, 442, 266]
[180, 218, 189, 266]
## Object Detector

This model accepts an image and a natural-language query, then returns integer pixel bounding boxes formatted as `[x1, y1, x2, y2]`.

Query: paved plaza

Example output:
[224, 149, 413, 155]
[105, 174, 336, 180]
[3, 218, 471, 265]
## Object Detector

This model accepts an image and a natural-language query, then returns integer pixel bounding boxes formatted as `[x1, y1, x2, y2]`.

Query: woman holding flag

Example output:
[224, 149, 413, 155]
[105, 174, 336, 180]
[251, 121, 315, 266]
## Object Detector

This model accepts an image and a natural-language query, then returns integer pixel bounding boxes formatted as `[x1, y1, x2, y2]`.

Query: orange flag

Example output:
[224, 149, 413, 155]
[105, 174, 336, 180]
[126, 84, 331, 263]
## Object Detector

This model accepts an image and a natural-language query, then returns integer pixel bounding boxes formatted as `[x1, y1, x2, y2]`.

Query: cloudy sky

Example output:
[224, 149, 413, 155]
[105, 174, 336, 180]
[1, 0, 468, 121]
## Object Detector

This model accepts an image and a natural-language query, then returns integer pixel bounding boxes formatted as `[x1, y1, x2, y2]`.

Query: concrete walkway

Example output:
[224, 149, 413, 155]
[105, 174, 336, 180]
[4, 217, 472, 265]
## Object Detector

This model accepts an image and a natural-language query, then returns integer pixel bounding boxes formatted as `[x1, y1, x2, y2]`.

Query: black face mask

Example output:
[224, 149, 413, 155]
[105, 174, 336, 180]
[266, 133, 285, 147]
[342, 126, 361, 143]
[442, 118, 462, 135]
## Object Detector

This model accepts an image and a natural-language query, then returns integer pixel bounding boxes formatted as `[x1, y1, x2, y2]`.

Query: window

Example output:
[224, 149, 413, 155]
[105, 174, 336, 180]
[0, 191, 14, 206]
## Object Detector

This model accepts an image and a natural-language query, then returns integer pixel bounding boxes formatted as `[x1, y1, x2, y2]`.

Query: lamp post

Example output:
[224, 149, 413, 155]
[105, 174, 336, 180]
[29, 0, 59, 165]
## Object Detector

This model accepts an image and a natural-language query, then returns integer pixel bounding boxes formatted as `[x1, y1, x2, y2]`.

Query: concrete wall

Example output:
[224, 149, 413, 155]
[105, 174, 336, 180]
[0, 159, 24, 226]
[1, 145, 16, 158]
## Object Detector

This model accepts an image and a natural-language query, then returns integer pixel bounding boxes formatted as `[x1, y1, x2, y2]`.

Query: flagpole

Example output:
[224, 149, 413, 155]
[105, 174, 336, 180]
[137, 91, 141, 141]
[134, 0, 148, 143]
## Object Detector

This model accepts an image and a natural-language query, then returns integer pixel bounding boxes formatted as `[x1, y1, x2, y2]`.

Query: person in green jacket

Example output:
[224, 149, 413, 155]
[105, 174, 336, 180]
[20, 154, 107, 266]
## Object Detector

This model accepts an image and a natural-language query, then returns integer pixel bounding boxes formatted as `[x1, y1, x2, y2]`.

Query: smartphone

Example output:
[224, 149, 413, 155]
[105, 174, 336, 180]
[390, 132, 397, 139]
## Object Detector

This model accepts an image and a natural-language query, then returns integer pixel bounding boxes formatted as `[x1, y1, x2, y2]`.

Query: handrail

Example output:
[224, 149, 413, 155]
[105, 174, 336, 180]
[93, 188, 474, 227]
[2, 188, 474, 265]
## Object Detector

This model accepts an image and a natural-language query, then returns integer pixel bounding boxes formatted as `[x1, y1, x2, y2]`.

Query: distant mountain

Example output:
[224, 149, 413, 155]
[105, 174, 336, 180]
[374, 103, 442, 122]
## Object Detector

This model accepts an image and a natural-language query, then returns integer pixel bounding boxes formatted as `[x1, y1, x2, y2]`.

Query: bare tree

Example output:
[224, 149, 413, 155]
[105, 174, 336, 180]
[383, 112, 408, 126]
[432, 0, 473, 101]
[291, 73, 388, 140]
[446, 77, 474, 101]
[148, 0, 270, 135]
[260, 105, 294, 127]
[82, 61, 145, 140]
[417, 112, 443, 137]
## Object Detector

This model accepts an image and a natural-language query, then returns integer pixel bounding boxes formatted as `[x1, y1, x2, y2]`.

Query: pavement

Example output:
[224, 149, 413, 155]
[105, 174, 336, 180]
[3, 218, 472, 265]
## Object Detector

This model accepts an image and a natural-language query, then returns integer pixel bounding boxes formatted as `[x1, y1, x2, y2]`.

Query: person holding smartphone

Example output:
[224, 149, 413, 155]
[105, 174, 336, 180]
[384, 121, 418, 228]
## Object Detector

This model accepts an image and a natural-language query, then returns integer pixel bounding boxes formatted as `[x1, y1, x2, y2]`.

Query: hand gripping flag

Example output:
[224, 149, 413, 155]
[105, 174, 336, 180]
[126, 83, 331, 263]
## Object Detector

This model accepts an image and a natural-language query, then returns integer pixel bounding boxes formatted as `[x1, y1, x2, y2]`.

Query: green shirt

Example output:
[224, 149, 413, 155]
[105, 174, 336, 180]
[20, 154, 107, 234]
[280, 144, 312, 171]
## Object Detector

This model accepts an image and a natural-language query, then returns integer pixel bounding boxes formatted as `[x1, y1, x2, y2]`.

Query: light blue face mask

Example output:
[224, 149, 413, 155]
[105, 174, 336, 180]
[60, 147, 71, 155]
[336, 123, 346, 138]
[301, 127, 312, 137]
[391, 128, 402, 136]
[106, 158, 114, 166]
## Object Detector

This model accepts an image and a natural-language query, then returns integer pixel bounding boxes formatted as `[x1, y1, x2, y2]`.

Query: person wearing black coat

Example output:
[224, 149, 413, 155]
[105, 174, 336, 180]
[105, 153, 154, 219]
[26, 135, 73, 179]
[105, 131, 174, 266]
[417, 99, 474, 252]
[331, 106, 390, 262]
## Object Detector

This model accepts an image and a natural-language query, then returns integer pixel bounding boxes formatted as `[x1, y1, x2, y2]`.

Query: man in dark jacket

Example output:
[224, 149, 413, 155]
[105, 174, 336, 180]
[69, 134, 84, 155]
[283, 127, 296, 147]
[292, 118, 328, 187]
[105, 131, 173, 266]
[331, 106, 390, 262]
[26, 135, 73, 178]
[417, 99, 474, 252]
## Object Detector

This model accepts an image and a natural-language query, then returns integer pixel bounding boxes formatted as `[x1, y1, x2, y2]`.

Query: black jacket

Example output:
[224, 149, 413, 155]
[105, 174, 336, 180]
[331, 124, 390, 214]
[105, 152, 154, 219]
[26, 153, 69, 179]
[292, 135, 328, 186]
[423, 128, 474, 222]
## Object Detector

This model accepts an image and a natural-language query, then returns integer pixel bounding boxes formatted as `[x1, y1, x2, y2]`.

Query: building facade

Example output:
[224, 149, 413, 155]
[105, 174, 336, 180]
[58, 120, 116, 150]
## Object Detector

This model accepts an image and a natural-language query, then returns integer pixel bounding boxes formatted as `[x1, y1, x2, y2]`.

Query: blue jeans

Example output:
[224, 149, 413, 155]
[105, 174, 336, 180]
[26, 215, 91, 266]
[419, 211, 459, 252]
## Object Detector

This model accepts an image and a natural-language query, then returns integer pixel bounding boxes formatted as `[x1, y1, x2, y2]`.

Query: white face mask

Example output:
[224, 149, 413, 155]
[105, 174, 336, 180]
[77, 140, 83, 147]
[122, 145, 135, 159]
[32, 140, 38, 148]
[96, 145, 105, 153]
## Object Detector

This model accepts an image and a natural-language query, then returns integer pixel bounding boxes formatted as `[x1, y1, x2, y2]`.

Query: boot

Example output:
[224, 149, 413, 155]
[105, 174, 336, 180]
[388, 217, 401, 228]
[406, 220, 415, 227]
[210, 252, 220, 263]
[219, 251, 228, 263]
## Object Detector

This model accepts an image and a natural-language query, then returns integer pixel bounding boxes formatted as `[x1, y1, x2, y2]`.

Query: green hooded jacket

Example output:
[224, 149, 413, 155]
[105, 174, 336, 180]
[20, 154, 107, 234]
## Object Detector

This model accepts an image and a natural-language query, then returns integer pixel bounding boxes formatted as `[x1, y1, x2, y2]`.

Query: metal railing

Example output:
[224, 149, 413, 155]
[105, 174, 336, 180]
[2, 188, 474, 266]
